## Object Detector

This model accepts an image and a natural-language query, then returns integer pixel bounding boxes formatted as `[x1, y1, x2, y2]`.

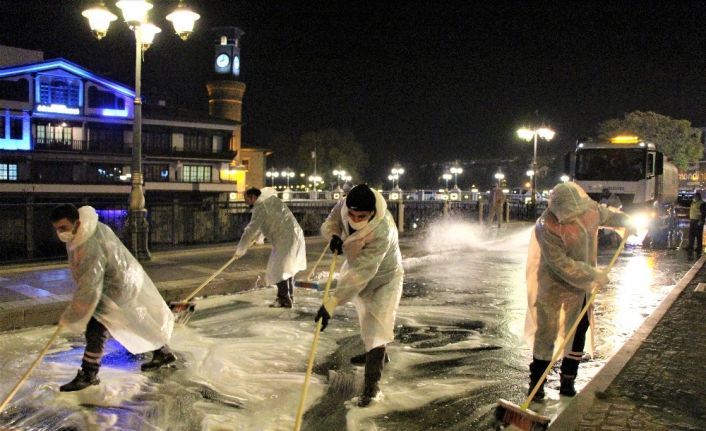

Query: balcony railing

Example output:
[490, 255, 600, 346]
[32, 138, 234, 158]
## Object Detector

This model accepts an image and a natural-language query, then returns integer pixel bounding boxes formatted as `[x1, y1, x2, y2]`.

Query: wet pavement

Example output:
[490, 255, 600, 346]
[0, 221, 703, 430]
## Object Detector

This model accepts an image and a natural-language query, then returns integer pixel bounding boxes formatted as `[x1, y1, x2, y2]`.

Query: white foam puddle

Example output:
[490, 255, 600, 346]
[0, 220, 693, 430]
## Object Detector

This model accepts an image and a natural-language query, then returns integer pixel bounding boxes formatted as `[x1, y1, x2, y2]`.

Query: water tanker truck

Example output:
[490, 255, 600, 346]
[567, 135, 680, 248]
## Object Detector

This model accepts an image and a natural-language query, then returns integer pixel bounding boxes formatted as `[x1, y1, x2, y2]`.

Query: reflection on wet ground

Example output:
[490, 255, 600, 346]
[0, 221, 693, 430]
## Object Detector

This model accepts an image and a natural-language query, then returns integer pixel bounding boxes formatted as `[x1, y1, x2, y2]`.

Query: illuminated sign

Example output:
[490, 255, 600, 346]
[36, 104, 80, 115]
[101, 108, 129, 117]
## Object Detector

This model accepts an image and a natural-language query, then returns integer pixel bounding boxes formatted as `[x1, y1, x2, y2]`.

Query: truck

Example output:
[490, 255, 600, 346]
[567, 135, 680, 248]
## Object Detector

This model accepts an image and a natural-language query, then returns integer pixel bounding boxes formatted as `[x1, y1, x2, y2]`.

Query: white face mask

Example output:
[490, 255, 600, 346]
[58, 231, 74, 243]
[349, 219, 369, 231]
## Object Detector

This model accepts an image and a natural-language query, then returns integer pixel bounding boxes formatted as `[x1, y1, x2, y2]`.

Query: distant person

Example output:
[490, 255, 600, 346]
[487, 184, 506, 227]
[315, 184, 404, 407]
[686, 192, 706, 259]
[599, 188, 622, 209]
[235, 187, 307, 308]
[525, 182, 633, 399]
[50, 204, 176, 392]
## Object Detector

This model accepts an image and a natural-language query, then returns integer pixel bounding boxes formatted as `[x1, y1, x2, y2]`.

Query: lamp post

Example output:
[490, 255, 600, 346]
[517, 126, 555, 205]
[494, 171, 505, 186]
[333, 169, 346, 189]
[265, 169, 279, 187]
[442, 173, 452, 191]
[82, 0, 199, 261]
[388, 174, 399, 190]
[390, 167, 404, 190]
[281, 169, 295, 189]
[308, 175, 322, 198]
[450, 166, 463, 189]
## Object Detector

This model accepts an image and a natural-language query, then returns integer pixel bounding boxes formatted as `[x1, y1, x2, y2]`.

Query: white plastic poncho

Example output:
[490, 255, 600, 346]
[235, 187, 307, 285]
[524, 182, 627, 360]
[60, 206, 174, 354]
[321, 190, 404, 351]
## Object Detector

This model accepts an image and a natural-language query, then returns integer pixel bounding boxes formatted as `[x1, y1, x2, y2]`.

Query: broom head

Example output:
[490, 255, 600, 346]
[169, 300, 196, 324]
[495, 398, 550, 431]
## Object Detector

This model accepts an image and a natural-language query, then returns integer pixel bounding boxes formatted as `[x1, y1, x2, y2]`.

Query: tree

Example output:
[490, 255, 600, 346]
[296, 129, 369, 185]
[597, 111, 703, 170]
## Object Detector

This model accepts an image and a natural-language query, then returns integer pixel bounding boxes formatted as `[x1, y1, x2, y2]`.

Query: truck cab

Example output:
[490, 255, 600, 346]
[568, 135, 679, 247]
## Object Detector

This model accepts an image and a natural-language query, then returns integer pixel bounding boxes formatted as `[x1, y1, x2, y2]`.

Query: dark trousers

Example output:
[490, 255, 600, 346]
[82, 317, 110, 372]
[560, 299, 590, 376]
[276, 277, 294, 300]
[687, 220, 704, 257]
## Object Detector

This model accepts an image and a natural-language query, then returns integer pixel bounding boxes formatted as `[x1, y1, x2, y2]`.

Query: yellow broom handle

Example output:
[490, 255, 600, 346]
[294, 252, 338, 431]
[306, 244, 330, 281]
[522, 231, 627, 409]
[0, 324, 63, 413]
[182, 256, 238, 303]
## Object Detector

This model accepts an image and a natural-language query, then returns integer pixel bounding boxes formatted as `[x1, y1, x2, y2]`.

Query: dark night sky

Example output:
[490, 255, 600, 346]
[2, 0, 706, 187]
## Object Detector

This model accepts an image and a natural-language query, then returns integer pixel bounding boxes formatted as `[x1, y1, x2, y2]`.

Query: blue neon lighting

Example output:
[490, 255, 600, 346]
[0, 59, 135, 98]
[36, 104, 80, 115]
[101, 108, 129, 117]
[0, 111, 31, 150]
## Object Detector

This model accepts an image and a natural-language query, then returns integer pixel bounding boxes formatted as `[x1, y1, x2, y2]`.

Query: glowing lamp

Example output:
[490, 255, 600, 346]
[609, 135, 640, 144]
[82, 3, 117, 39]
[139, 23, 161, 47]
[166, 3, 200, 40]
[116, 0, 153, 26]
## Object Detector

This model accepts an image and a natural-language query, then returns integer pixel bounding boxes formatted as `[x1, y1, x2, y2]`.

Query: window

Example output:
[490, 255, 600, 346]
[0, 163, 18, 181]
[87, 86, 125, 110]
[183, 165, 211, 182]
[144, 164, 170, 182]
[9, 117, 22, 139]
[87, 164, 123, 183]
[647, 153, 655, 176]
[0, 116, 4, 138]
[37, 75, 81, 107]
[0, 78, 29, 102]
[184, 134, 211, 153]
[32, 162, 69, 182]
[143, 131, 171, 153]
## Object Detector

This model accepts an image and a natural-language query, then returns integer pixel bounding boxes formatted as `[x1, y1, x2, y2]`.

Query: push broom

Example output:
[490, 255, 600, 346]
[0, 324, 63, 413]
[293, 252, 338, 431]
[294, 244, 330, 291]
[495, 230, 627, 430]
[169, 255, 238, 324]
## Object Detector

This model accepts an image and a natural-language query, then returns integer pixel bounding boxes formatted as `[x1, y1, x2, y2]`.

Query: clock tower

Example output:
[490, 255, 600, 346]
[207, 27, 250, 193]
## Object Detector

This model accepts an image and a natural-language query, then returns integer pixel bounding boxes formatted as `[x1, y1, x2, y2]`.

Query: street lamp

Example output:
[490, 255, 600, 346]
[388, 174, 399, 189]
[83, 0, 200, 261]
[442, 173, 452, 190]
[450, 166, 463, 189]
[517, 126, 555, 205]
[494, 171, 505, 186]
[308, 174, 322, 197]
[333, 169, 347, 189]
[281, 169, 295, 189]
[560, 174, 570, 183]
[265, 169, 280, 187]
[390, 166, 404, 190]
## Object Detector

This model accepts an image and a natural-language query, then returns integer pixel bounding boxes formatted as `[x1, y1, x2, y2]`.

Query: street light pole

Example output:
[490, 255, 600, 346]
[517, 126, 555, 206]
[83, 0, 199, 261]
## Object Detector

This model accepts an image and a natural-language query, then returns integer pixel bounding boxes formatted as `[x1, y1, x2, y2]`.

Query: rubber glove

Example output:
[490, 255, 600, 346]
[315, 298, 338, 331]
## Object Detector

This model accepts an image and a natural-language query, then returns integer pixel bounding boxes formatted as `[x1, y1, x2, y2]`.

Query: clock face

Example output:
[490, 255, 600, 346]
[216, 53, 230, 68]
[233, 55, 241, 74]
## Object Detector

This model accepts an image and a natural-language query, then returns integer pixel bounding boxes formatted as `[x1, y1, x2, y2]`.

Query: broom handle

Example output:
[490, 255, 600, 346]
[0, 324, 63, 413]
[522, 230, 627, 410]
[294, 252, 338, 431]
[181, 256, 238, 304]
[306, 244, 330, 280]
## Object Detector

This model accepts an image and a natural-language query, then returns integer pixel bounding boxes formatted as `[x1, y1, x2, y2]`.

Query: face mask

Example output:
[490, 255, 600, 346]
[349, 219, 369, 231]
[58, 231, 74, 243]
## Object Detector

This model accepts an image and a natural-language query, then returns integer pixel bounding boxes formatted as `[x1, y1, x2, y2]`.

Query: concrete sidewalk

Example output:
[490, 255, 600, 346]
[0, 237, 330, 331]
[550, 256, 706, 430]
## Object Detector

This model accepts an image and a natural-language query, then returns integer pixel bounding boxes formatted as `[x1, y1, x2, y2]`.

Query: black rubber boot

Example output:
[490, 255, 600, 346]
[270, 279, 293, 308]
[141, 346, 177, 371]
[358, 346, 385, 407]
[350, 351, 390, 365]
[528, 358, 550, 400]
[559, 374, 577, 396]
[60, 368, 100, 392]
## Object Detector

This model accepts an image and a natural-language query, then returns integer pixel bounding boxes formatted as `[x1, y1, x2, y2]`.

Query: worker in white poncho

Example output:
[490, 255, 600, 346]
[235, 187, 307, 308]
[315, 184, 404, 407]
[50, 204, 175, 392]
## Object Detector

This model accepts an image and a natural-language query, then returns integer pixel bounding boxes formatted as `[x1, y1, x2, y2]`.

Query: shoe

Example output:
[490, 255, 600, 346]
[358, 346, 385, 407]
[60, 368, 99, 392]
[350, 352, 390, 365]
[357, 384, 380, 407]
[528, 378, 545, 400]
[141, 349, 177, 371]
[559, 374, 577, 397]
[269, 297, 293, 308]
